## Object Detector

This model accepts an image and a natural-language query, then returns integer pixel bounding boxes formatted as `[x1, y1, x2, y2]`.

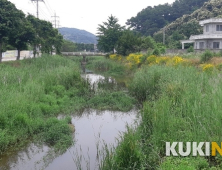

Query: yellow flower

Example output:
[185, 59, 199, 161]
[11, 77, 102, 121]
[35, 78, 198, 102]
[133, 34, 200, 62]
[126, 53, 143, 65]
[146, 55, 157, 64]
[202, 64, 214, 72]
[109, 54, 122, 61]
[166, 56, 185, 66]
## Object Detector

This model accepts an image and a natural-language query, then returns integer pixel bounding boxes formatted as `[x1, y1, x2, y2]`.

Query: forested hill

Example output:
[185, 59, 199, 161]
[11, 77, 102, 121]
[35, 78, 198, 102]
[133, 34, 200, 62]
[126, 0, 209, 36]
[154, 0, 222, 48]
[58, 27, 97, 44]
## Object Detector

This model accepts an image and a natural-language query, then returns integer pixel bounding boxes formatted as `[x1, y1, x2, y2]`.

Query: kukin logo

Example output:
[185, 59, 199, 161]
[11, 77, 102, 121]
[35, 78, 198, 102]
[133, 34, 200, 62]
[166, 142, 222, 156]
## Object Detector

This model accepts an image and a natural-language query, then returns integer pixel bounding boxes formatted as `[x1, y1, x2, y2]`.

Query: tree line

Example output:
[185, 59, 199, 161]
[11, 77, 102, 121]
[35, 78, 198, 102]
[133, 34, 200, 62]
[0, 0, 63, 62]
[126, 0, 208, 36]
[61, 40, 95, 52]
[97, 15, 165, 56]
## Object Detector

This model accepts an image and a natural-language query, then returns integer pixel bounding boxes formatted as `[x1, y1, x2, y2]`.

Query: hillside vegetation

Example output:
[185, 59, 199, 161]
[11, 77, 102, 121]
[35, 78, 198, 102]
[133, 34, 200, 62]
[59, 27, 97, 44]
[126, 0, 208, 36]
[154, 0, 222, 48]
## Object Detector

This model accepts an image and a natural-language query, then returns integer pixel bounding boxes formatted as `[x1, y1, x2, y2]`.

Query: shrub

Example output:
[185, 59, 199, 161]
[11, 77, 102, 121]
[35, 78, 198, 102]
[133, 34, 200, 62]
[152, 48, 161, 56]
[201, 49, 213, 62]
[187, 46, 194, 53]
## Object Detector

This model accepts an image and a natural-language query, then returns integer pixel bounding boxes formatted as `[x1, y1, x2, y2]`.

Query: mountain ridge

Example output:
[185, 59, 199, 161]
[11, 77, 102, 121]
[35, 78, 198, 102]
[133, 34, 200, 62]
[58, 27, 97, 44]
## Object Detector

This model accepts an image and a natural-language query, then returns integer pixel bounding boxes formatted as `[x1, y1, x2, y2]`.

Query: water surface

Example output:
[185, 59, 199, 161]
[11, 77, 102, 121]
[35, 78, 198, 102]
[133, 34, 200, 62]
[0, 73, 138, 170]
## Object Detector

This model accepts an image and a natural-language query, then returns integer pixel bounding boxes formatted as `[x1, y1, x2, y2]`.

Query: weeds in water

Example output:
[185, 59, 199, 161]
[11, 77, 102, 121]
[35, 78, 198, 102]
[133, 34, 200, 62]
[88, 90, 135, 112]
[0, 55, 90, 154]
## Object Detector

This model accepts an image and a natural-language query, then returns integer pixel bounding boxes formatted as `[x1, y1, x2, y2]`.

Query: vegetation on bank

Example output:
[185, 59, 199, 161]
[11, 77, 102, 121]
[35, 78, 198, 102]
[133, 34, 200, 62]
[0, 55, 91, 154]
[80, 51, 222, 170]
[0, 54, 136, 156]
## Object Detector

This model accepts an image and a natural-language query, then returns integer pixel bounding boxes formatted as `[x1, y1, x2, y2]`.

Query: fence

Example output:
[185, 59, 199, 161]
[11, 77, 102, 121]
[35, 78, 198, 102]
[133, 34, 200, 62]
[2, 50, 33, 58]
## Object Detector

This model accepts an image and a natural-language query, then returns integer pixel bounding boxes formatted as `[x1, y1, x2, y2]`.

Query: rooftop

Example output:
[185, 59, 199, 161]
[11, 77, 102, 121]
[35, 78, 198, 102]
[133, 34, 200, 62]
[199, 18, 222, 26]
[190, 34, 222, 40]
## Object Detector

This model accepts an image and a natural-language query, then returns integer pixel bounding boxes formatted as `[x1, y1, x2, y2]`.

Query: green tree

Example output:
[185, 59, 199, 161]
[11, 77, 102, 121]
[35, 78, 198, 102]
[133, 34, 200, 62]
[116, 30, 142, 56]
[9, 17, 35, 60]
[27, 14, 63, 56]
[53, 31, 63, 54]
[61, 40, 77, 52]
[26, 14, 42, 57]
[141, 36, 157, 50]
[97, 15, 124, 53]
[126, 0, 208, 36]
[0, 0, 25, 62]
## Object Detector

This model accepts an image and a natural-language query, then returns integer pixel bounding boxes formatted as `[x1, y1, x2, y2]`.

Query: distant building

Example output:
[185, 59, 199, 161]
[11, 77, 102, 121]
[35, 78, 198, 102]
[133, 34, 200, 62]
[180, 18, 222, 50]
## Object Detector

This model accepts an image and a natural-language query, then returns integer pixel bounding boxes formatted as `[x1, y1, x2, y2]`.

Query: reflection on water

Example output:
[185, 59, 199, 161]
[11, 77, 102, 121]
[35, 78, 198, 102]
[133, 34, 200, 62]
[81, 73, 127, 91]
[0, 143, 49, 170]
[47, 109, 138, 170]
[0, 73, 138, 170]
[0, 109, 138, 170]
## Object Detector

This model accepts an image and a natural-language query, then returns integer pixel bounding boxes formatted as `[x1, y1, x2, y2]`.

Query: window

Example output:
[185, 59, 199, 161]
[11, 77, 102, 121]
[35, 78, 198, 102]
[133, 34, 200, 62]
[216, 25, 222, 31]
[199, 42, 204, 49]
[206, 25, 209, 32]
[213, 42, 220, 49]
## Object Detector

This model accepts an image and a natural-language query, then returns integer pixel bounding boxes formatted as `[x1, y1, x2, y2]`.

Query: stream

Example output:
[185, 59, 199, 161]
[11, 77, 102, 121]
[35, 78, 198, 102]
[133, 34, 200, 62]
[0, 72, 138, 170]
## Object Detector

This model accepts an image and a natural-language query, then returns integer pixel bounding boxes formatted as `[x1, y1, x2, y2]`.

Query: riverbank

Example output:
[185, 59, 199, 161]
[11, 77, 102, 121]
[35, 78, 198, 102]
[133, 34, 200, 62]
[0, 54, 138, 169]
[0, 55, 92, 155]
[80, 53, 222, 169]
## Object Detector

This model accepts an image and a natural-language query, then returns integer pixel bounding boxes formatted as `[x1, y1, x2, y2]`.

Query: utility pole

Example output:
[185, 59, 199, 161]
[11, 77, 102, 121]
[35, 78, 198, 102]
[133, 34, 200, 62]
[51, 12, 59, 28]
[163, 27, 165, 45]
[31, 0, 44, 18]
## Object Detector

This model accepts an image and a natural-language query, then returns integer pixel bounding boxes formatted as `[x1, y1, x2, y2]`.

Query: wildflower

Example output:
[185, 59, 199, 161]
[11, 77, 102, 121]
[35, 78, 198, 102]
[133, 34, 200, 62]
[202, 64, 214, 72]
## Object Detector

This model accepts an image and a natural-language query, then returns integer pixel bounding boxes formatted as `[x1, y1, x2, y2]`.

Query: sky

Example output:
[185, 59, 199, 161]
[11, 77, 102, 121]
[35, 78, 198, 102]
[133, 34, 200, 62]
[8, 0, 175, 35]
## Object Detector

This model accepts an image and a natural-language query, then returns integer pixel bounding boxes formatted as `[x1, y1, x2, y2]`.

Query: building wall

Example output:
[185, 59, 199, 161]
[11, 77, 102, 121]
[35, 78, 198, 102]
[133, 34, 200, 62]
[203, 23, 222, 35]
[194, 39, 222, 49]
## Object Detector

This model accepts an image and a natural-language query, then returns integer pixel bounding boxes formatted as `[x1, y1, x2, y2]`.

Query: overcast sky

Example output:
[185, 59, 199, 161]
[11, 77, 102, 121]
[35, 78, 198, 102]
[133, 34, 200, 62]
[8, 0, 175, 34]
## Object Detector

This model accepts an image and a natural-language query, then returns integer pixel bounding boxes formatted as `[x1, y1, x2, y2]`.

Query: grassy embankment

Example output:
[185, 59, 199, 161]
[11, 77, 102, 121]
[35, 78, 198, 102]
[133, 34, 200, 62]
[0, 55, 92, 154]
[82, 52, 222, 169]
[0, 54, 136, 156]
[68, 56, 135, 112]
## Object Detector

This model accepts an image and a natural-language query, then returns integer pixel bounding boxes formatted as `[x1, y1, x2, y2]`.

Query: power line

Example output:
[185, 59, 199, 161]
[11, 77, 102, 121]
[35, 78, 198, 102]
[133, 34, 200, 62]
[30, 0, 44, 18]
[44, 0, 54, 15]
[51, 12, 59, 29]
[38, 5, 51, 21]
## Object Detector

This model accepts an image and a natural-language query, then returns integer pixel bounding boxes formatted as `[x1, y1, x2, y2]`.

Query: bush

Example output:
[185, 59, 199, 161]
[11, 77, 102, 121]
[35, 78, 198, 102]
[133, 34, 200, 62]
[187, 46, 194, 53]
[152, 48, 161, 56]
[201, 49, 213, 62]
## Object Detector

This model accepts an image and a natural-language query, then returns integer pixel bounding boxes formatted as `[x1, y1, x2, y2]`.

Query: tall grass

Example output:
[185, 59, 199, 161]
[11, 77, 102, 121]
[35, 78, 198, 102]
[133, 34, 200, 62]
[0, 55, 90, 154]
[86, 56, 126, 77]
[101, 64, 222, 169]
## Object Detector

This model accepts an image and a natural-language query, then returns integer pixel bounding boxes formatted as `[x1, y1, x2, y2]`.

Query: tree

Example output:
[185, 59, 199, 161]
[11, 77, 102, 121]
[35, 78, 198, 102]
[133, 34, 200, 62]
[9, 17, 35, 60]
[97, 15, 124, 53]
[116, 30, 142, 56]
[0, 0, 26, 62]
[141, 36, 157, 50]
[61, 40, 77, 52]
[126, 0, 208, 36]
[53, 31, 63, 54]
[27, 14, 63, 56]
[26, 14, 42, 57]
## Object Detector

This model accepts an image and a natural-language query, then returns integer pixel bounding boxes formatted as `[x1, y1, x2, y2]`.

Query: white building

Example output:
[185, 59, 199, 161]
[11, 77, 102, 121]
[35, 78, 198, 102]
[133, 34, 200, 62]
[180, 18, 222, 50]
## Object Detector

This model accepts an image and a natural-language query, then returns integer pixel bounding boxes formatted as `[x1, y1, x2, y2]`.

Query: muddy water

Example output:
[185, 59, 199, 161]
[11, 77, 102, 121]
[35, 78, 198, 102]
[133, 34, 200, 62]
[0, 73, 138, 170]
